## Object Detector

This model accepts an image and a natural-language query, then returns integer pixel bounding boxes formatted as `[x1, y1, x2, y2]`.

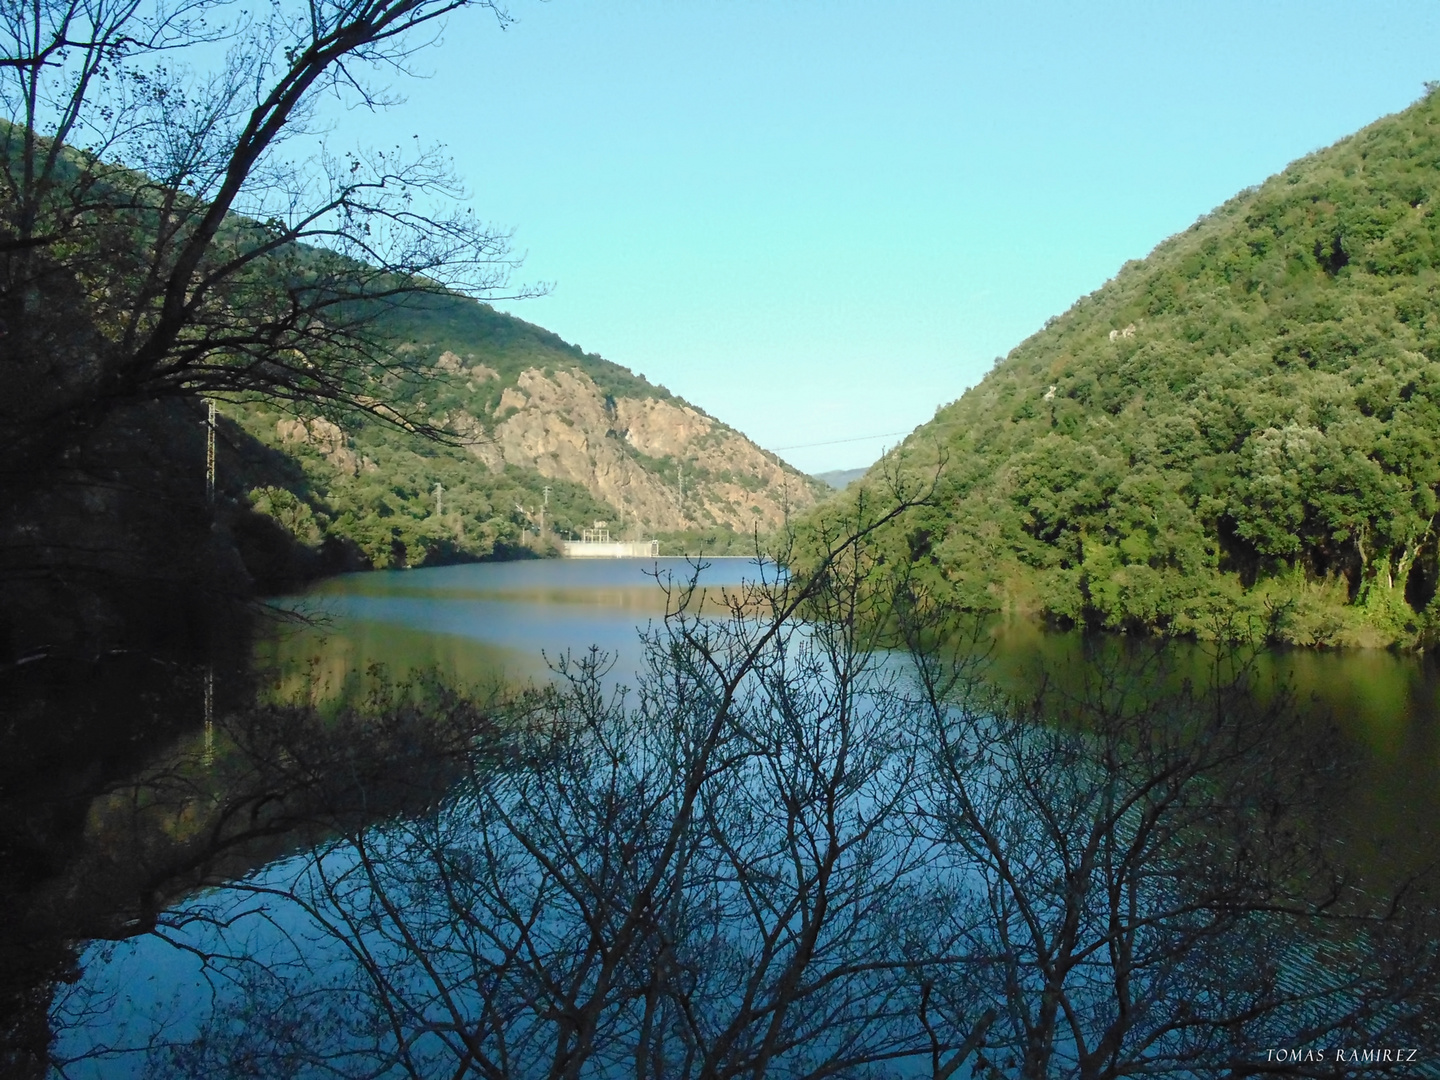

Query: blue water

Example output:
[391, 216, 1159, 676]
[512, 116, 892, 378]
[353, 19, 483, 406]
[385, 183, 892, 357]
[46, 557, 1440, 1078]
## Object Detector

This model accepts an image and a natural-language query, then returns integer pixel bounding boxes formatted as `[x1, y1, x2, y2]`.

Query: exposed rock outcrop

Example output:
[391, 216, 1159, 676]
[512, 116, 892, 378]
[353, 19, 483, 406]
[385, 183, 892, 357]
[456, 367, 817, 531]
[277, 417, 364, 475]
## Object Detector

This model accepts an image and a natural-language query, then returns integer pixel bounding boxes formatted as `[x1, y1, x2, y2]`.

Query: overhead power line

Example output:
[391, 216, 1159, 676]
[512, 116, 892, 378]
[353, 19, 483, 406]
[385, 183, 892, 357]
[771, 429, 913, 452]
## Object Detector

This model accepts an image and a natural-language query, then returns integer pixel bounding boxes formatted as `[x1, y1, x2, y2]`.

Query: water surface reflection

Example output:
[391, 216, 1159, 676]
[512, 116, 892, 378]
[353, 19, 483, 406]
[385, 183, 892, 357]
[257, 561, 1440, 890]
[45, 558, 1439, 1078]
[255, 557, 769, 701]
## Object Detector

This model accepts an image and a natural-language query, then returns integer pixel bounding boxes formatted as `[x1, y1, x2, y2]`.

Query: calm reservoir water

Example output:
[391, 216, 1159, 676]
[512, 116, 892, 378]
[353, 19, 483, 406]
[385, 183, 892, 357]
[35, 557, 1440, 1075]
[256, 556, 770, 697]
[257, 558, 1440, 878]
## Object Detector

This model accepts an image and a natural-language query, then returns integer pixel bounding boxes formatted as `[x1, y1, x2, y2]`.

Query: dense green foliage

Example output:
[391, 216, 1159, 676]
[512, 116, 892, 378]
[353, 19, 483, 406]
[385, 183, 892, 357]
[222, 294, 758, 581]
[378, 292, 678, 405]
[825, 90, 1440, 647]
[225, 404, 614, 583]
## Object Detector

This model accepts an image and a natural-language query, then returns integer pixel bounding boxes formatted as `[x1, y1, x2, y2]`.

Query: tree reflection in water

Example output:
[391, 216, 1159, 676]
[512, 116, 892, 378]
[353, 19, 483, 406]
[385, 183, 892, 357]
[46, 521, 1440, 1079]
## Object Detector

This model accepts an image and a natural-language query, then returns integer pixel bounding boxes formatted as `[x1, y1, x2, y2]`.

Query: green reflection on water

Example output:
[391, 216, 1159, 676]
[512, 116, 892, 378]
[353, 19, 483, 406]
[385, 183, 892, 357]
[982, 618, 1440, 889]
[255, 564, 1440, 888]
[253, 618, 533, 707]
[253, 558, 760, 708]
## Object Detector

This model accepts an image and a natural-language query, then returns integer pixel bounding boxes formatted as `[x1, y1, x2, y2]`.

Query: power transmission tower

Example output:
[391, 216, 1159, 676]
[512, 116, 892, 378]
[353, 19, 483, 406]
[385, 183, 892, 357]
[205, 400, 216, 507]
[434, 482, 443, 517]
[202, 403, 216, 767]
[541, 486, 550, 536]
[202, 665, 214, 768]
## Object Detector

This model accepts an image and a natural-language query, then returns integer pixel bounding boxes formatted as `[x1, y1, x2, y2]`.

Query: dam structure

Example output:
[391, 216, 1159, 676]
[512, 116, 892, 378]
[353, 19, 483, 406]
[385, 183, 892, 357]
[561, 521, 660, 559]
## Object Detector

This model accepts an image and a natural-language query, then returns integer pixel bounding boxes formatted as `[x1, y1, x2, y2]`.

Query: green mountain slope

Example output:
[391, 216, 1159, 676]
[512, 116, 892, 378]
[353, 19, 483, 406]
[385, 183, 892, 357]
[1, 121, 821, 647]
[823, 89, 1440, 648]
[224, 294, 825, 584]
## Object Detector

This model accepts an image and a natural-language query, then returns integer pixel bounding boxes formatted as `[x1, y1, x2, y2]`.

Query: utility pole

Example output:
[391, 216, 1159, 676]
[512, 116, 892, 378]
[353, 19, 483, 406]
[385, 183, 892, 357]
[205, 400, 216, 508]
[203, 399, 217, 769]
[202, 665, 214, 768]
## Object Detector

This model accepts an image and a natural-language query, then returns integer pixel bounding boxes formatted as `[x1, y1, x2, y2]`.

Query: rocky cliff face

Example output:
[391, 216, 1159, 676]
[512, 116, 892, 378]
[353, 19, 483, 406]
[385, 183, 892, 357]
[450, 366, 818, 533]
[234, 299, 827, 566]
[275, 417, 375, 476]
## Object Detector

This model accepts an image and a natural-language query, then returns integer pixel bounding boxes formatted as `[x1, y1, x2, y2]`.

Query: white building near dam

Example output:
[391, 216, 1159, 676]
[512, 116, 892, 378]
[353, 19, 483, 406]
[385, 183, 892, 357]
[561, 521, 660, 559]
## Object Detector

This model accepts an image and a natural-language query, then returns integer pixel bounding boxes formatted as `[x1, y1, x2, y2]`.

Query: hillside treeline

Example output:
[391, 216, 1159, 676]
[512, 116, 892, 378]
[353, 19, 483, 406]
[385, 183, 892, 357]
[0, 118, 778, 656]
[822, 89, 1440, 647]
[224, 290, 808, 590]
[219, 295, 651, 591]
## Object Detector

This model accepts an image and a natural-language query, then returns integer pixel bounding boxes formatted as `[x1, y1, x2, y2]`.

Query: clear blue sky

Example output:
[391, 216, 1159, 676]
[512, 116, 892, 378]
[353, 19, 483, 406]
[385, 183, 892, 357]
[321, 0, 1440, 473]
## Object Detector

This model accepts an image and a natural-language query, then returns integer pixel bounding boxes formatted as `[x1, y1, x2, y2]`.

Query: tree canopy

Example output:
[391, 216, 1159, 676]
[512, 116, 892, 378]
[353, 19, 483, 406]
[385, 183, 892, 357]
[818, 87, 1440, 648]
[0, 0, 525, 502]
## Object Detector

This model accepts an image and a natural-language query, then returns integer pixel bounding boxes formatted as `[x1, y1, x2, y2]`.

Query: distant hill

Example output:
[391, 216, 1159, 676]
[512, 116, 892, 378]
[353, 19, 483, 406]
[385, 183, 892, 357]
[814, 467, 869, 490]
[226, 294, 826, 580]
[814, 89, 1440, 648]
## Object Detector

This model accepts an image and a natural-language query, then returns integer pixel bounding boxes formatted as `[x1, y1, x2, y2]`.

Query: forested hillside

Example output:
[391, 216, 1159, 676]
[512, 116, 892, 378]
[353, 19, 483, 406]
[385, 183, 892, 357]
[222, 293, 823, 587]
[2, 49, 822, 657]
[822, 89, 1440, 647]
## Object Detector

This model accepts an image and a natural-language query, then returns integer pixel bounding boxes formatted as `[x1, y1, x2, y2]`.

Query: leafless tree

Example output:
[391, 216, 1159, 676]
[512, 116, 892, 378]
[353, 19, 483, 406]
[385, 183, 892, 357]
[1, 0, 530, 500]
[51, 488, 995, 1080]
[899, 595, 1439, 1079]
[44, 503, 1440, 1079]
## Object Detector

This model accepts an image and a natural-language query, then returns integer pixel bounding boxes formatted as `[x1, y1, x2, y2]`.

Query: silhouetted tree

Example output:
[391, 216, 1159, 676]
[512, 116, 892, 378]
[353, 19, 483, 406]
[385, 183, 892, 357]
[43, 500, 1440, 1078]
[900, 598, 1438, 1078]
[0, 0, 540, 647]
[1, 0, 529, 498]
